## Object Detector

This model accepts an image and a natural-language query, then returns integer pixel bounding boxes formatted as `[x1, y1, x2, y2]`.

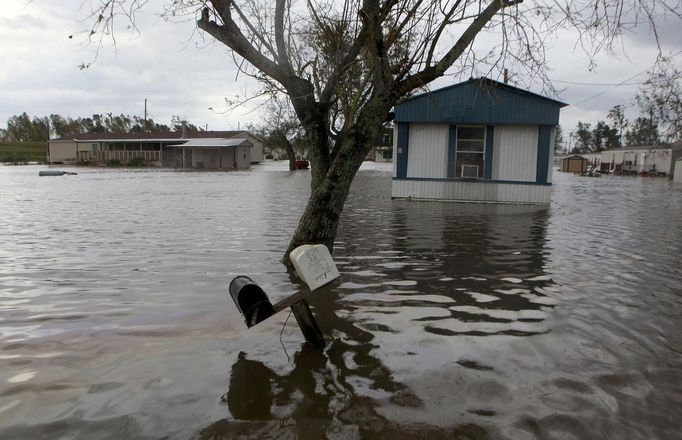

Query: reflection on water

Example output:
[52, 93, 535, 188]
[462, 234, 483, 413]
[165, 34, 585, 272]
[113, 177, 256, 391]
[358, 201, 554, 338]
[0, 164, 681, 439]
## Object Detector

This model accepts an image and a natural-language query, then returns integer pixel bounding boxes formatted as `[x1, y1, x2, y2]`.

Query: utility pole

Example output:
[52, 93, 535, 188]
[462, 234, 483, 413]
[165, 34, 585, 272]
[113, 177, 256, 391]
[46, 118, 51, 164]
[144, 99, 148, 131]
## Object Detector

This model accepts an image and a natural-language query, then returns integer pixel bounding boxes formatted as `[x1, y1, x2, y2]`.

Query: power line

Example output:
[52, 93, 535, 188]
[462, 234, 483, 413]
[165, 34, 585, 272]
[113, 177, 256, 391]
[566, 70, 650, 108]
[551, 79, 645, 86]
[564, 50, 682, 108]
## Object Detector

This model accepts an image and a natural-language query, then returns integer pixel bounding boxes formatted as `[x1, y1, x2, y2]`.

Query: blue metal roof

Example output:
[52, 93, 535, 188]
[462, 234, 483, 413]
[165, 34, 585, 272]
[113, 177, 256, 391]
[394, 78, 567, 125]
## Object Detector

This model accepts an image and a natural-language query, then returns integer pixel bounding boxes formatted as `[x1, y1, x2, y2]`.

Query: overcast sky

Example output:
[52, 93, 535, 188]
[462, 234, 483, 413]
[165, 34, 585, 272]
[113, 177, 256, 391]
[1, 0, 680, 138]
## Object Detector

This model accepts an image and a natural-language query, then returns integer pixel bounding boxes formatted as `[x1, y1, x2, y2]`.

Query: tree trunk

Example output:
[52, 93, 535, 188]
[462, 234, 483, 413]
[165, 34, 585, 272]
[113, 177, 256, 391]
[285, 181, 347, 256]
[298, 107, 331, 190]
[271, 130, 298, 170]
[283, 138, 297, 171]
[283, 96, 394, 268]
[283, 129, 373, 266]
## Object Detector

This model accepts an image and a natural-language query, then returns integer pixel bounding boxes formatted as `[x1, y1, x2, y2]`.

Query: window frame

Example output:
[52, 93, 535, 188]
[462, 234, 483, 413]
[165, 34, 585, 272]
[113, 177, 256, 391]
[455, 125, 486, 179]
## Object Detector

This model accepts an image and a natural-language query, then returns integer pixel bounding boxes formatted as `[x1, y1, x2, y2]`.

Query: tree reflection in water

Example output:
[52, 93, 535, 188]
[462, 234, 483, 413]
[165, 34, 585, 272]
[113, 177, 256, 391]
[200, 200, 555, 439]
[200, 308, 489, 439]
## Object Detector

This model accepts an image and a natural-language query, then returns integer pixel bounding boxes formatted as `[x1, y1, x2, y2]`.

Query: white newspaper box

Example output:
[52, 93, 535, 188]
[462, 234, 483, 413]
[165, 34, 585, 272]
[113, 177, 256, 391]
[290, 244, 340, 291]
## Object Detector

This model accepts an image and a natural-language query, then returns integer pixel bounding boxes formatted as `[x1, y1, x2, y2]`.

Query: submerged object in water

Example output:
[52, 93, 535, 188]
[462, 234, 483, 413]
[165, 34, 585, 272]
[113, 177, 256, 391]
[39, 170, 77, 176]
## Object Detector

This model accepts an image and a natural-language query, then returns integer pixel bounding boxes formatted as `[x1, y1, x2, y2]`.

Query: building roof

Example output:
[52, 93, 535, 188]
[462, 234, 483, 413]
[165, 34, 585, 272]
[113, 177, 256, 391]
[603, 141, 682, 152]
[169, 138, 252, 148]
[52, 130, 248, 142]
[394, 77, 567, 125]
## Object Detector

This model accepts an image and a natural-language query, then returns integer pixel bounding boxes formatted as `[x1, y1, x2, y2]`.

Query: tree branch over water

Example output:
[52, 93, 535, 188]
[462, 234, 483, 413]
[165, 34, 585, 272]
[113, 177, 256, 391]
[81, 0, 681, 266]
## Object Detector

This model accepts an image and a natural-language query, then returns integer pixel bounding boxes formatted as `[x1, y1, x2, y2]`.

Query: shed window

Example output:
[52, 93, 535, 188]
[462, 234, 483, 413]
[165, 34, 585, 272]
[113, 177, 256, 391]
[456, 126, 485, 178]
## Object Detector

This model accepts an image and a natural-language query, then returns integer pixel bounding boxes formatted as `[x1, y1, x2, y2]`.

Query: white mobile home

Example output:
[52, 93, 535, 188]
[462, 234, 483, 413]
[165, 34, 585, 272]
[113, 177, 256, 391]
[600, 143, 682, 176]
[392, 78, 567, 204]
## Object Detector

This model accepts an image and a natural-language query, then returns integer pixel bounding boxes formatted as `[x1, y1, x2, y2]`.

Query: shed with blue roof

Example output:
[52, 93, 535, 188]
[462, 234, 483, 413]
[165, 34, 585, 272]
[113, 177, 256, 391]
[392, 78, 567, 204]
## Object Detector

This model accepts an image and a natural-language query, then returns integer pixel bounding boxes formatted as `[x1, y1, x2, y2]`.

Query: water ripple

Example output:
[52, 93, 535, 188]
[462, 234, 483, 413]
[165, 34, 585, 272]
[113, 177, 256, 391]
[0, 164, 680, 439]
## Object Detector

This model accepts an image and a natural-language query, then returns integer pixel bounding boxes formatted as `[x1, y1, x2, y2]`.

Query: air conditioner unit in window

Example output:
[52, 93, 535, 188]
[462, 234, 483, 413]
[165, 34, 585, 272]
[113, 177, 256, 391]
[461, 165, 479, 178]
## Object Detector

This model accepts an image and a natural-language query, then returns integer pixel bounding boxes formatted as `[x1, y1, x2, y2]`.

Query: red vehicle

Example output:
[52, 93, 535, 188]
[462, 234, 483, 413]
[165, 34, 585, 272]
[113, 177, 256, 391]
[294, 160, 310, 170]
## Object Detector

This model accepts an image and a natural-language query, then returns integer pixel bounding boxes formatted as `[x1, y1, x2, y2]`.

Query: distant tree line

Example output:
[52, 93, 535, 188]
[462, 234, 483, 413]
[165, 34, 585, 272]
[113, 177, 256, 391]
[566, 58, 681, 154]
[0, 113, 204, 142]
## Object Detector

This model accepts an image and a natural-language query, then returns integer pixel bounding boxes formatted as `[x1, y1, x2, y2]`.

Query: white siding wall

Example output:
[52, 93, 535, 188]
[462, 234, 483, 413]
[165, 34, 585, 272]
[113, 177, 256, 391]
[406, 124, 448, 178]
[392, 180, 551, 204]
[243, 135, 263, 163]
[49, 141, 78, 163]
[647, 150, 673, 174]
[492, 125, 538, 181]
[601, 149, 676, 174]
[236, 146, 251, 168]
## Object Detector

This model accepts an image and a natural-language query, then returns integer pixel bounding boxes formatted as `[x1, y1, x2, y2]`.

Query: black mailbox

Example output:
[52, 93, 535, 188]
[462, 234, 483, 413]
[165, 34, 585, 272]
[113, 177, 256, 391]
[229, 276, 275, 328]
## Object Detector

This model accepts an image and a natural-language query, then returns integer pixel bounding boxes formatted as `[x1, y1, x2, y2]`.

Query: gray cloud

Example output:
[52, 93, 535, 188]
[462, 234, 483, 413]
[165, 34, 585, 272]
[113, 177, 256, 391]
[0, 0, 259, 130]
[1, 0, 680, 134]
[0, 13, 44, 29]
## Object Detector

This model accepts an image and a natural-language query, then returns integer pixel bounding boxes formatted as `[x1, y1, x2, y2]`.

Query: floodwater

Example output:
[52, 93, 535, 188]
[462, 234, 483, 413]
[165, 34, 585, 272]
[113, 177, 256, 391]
[0, 163, 680, 440]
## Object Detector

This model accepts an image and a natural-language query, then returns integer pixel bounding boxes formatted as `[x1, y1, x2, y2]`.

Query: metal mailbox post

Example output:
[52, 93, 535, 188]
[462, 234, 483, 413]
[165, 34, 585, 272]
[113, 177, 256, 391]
[228, 244, 339, 349]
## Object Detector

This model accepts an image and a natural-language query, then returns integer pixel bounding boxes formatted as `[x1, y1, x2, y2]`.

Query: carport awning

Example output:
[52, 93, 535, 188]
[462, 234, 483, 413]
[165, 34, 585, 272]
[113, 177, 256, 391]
[169, 138, 252, 148]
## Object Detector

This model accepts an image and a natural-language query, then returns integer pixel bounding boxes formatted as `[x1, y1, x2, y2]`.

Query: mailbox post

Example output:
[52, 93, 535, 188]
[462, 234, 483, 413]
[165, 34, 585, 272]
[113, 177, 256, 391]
[290, 300, 325, 348]
[228, 244, 339, 349]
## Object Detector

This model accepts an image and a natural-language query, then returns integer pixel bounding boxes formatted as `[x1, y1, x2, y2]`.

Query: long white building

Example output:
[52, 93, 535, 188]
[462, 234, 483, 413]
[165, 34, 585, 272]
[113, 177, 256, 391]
[48, 130, 263, 168]
[599, 143, 682, 176]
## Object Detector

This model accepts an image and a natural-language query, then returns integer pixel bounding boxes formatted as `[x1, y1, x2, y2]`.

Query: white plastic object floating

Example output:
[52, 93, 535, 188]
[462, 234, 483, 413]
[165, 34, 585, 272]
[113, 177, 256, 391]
[289, 244, 340, 291]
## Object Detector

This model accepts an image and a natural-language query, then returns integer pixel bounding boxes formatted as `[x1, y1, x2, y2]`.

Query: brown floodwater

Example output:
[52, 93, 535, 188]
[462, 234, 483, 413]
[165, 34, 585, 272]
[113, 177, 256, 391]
[0, 163, 680, 439]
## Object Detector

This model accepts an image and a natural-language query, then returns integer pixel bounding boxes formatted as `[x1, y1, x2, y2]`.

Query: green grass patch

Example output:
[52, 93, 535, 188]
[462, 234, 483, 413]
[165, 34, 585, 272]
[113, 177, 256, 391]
[0, 141, 48, 164]
[106, 158, 123, 167]
[126, 156, 146, 167]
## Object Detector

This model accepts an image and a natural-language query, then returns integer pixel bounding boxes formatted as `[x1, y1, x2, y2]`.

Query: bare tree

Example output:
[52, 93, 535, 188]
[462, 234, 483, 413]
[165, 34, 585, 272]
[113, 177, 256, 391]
[253, 95, 305, 170]
[82, 0, 681, 266]
[635, 57, 682, 144]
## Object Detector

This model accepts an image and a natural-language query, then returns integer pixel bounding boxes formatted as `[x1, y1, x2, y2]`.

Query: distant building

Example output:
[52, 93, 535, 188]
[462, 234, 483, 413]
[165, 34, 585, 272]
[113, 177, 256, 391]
[599, 143, 682, 177]
[580, 152, 601, 168]
[167, 138, 253, 170]
[560, 155, 589, 173]
[48, 130, 263, 168]
[371, 127, 394, 162]
[392, 78, 567, 204]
